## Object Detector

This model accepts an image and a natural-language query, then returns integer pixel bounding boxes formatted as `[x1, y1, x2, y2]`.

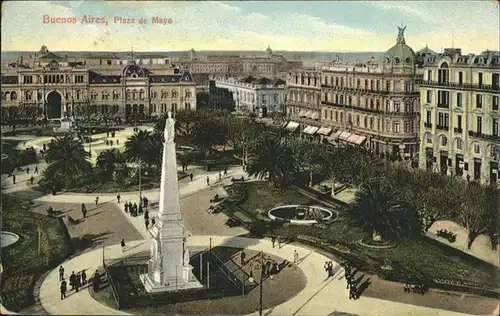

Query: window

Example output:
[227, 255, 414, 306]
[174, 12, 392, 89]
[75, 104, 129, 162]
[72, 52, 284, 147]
[457, 93, 462, 107]
[493, 73, 499, 89]
[370, 117, 374, 129]
[493, 96, 499, 111]
[457, 138, 463, 150]
[386, 100, 390, 111]
[185, 103, 191, 110]
[438, 113, 444, 126]
[405, 121, 410, 133]
[476, 94, 482, 108]
[364, 117, 368, 128]
[335, 112, 338, 121]
[493, 118, 499, 136]
[427, 70, 432, 81]
[457, 115, 462, 129]
[426, 90, 432, 103]
[340, 112, 344, 123]
[477, 116, 482, 134]
[441, 136, 447, 146]
[356, 115, 360, 126]
[444, 113, 449, 128]
[474, 143, 480, 154]
[426, 110, 431, 123]
[478, 73, 483, 86]
[386, 81, 390, 91]
[393, 122, 400, 133]
[458, 71, 463, 85]
[394, 101, 400, 112]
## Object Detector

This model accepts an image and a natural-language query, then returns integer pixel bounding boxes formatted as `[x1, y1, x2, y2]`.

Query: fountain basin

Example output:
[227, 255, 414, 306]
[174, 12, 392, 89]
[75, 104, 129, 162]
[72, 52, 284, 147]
[268, 205, 335, 225]
[1, 231, 19, 248]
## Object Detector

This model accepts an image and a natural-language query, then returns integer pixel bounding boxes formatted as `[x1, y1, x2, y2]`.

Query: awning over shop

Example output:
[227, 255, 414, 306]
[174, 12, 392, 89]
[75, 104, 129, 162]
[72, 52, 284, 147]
[304, 126, 319, 135]
[331, 130, 342, 139]
[299, 110, 307, 117]
[317, 126, 332, 136]
[286, 121, 300, 131]
[311, 112, 320, 120]
[305, 111, 313, 118]
[338, 131, 353, 141]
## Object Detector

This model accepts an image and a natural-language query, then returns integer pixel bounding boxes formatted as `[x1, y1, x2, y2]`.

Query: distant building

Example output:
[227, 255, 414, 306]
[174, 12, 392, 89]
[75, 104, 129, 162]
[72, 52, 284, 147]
[0, 46, 197, 122]
[418, 48, 499, 185]
[177, 47, 302, 76]
[210, 75, 286, 116]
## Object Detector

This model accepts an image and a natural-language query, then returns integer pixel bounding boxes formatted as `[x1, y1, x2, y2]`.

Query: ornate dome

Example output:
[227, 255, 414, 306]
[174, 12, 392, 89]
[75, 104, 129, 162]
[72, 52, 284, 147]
[384, 26, 416, 68]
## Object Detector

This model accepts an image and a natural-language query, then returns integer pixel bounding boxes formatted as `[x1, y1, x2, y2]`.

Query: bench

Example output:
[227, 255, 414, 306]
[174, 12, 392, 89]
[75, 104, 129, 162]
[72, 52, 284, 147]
[404, 283, 428, 294]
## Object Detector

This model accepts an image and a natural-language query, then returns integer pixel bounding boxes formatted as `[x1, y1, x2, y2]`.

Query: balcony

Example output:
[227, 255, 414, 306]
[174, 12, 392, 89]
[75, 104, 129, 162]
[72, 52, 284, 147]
[436, 125, 449, 131]
[469, 131, 500, 141]
[437, 103, 450, 109]
[418, 80, 500, 92]
[424, 122, 432, 128]
[454, 127, 463, 133]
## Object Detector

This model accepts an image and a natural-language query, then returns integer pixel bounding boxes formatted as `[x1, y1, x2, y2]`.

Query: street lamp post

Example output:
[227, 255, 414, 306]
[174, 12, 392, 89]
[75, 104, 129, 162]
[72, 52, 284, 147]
[258, 251, 264, 316]
[87, 100, 92, 158]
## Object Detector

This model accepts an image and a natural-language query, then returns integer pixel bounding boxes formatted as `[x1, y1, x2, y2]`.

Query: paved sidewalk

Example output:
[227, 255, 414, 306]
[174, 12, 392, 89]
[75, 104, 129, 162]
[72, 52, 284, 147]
[38, 236, 473, 316]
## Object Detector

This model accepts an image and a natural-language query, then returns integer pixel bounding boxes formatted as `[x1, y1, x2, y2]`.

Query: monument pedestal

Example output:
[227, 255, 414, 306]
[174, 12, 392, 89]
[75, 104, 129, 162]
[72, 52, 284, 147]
[140, 264, 202, 293]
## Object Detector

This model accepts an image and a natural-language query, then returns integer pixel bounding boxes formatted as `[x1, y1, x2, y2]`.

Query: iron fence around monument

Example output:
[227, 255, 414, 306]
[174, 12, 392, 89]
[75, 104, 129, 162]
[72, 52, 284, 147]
[103, 249, 252, 309]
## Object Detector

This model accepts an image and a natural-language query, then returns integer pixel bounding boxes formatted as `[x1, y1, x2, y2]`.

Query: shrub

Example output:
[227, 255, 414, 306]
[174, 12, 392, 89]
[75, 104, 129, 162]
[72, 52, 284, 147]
[436, 229, 457, 243]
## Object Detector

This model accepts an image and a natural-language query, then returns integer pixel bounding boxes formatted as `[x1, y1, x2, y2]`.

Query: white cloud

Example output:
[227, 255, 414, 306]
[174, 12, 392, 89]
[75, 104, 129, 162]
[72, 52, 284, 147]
[368, 1, 437, 24]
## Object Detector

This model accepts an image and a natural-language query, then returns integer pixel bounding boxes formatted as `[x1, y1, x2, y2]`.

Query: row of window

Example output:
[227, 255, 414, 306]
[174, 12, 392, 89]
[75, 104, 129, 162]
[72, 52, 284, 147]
[426, 110, 499, 136]
[427, 69, 499, 87]
[322, 76, 414, 93]
[289, 75, 319, 87]
[88, 90, 193, 101]
[319, 108, 413, 133]
[323, 93, 413, 113]
[426, 90, 499, 110]
[21, 74, 86, 84]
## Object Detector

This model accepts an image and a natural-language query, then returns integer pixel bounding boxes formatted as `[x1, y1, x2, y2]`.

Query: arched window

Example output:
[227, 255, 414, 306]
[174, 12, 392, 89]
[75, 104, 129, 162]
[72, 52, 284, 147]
[90, 91, 98, 100]
[113, 90, 119, 100]
[172, 90, 178, 98]
[139, 90, 145, 99]
[151, 90, 157, 99]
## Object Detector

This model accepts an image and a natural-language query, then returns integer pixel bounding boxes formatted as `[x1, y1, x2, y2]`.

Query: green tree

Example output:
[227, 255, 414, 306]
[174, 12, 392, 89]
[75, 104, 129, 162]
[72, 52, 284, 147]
[483, 185, 500, 250]
[96, 148, 125, 181]
[289, 138, 326, 187]
[44, 135, 92, 189]
[124, 130, 152, 166]
[191, 118, 227, 162]
[247, 135, 298, 188]
[456, 182, 489, 249]
[349, 178, 421, 242]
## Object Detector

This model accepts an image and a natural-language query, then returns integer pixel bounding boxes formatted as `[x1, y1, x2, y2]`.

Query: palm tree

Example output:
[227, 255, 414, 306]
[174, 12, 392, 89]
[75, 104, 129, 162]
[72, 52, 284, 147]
[96, 148, 125, 181]
[349, 178, 421, 242]
[124, 130, 151, 166]
[44, 135, 92, 189]
[247, 135, 299, 188]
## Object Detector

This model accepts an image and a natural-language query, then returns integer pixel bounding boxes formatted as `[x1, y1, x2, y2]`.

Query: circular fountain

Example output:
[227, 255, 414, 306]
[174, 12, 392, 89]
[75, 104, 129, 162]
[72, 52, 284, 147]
[268, 205, 335, 225]
[1, 232, 19, 248]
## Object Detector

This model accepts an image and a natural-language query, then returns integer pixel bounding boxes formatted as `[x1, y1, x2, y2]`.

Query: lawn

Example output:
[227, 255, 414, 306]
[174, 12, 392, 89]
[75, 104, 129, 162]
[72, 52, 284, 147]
[1, 194, 73, 311]
[227, 182, 500, 295]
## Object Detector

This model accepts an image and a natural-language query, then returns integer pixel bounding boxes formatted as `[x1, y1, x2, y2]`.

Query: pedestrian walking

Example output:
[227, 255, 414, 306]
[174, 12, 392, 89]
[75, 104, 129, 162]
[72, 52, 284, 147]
[81, 270, 87, 285]
[206, 176, 210, 186]
[190, 173, 193, 181]
[69, 271, 76, 291]
[121, 239, 126, 252]
[240, 251, 246, 265]
[95, 196, 99, 206]
[116, 139, 119, 145]
[224, 166, 227, 176]
[30, 175, 34, 185]
[328, 261, 334, 277]
[92, 270, 101, 293]
[124, 203, 129, 213]
[144, 210, 149, 221]
[26, 166, 30, 174]
[271, 235, 276, 248]
[349, 282, 356, 300]
[12, 174, 16, 184]
[324, 261, 329, 277]
[60, 278, 67, 300]
[34, 165, 39, 174]
[75, 272, 81, 292]
[59, 266, 64, 281]
[145, 218, 149, 229]
[293, 250, 299, 265]
[277, 236, 282, 248]
[82, 206, 87, 219]
[117, 194, 121, 204]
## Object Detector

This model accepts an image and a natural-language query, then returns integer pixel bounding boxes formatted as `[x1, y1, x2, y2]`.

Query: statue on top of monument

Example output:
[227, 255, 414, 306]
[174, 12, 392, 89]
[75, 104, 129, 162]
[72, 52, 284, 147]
[164, 110, 175, 143]
[397, 25, 407, 44]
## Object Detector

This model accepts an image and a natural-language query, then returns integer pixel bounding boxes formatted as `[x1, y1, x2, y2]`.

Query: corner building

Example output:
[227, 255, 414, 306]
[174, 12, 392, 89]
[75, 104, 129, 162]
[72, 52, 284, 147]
[320, 28, 421, 157]
[418, 49, 499, 185]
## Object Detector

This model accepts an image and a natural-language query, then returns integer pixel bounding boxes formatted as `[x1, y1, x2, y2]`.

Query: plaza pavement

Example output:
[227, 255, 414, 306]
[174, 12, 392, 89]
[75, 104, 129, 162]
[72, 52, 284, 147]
[38, 236, 475, 316]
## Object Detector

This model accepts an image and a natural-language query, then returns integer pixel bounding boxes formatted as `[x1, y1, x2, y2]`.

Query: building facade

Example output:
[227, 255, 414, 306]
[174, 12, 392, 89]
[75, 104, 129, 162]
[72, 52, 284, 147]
[319, 28, 421, 157]
[418, 48, 499, 185]
[211, 75, 286, 115]
[1, 48, 197, 122]
[285, 70, 322, 128]
[177, 47, 302, 76]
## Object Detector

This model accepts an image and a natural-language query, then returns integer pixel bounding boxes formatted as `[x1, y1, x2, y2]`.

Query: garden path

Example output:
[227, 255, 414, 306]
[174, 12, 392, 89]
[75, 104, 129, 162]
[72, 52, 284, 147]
[38, 236, 483, 316]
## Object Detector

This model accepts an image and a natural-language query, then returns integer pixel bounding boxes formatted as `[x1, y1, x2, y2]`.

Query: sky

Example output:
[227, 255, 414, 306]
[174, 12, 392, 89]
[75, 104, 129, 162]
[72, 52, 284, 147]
[1, 0, 499, 53]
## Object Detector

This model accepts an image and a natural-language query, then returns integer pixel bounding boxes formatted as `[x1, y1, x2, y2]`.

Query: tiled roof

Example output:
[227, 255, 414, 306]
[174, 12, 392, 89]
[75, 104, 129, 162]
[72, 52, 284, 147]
[1, 75, 18, 84]
[239, 76, 285, 86]
[136, 54, 169, 58]
[89, 71, 121, 84]
[150, 75, 181, 83]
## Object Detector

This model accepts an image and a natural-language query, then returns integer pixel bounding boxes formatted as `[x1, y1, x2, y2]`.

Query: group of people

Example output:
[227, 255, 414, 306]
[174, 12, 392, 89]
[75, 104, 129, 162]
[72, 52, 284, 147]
[144, 209, 155, 229]
[9, 164, 39, 185]
[341, 261, 363, 300]
[59, 266, 102, 300]
[123, 196, 148, 217]
[323, 261, 336, 278]
[270, 235, 283, 248]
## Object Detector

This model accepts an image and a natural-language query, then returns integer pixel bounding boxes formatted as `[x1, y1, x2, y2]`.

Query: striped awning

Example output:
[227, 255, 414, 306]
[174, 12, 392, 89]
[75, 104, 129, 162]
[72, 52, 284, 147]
[311, 112, 320, 120]
[299, 110, 307, 117]
[317, 126, 332, 136]
[338, 131, 352, 141]
[303, 126, 319, 135]
[305, 111, 313, 118]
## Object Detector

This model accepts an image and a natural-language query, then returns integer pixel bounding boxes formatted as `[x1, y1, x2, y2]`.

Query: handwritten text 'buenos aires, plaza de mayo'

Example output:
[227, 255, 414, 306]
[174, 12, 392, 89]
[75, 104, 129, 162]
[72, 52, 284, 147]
[42, 15, 173, 26]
